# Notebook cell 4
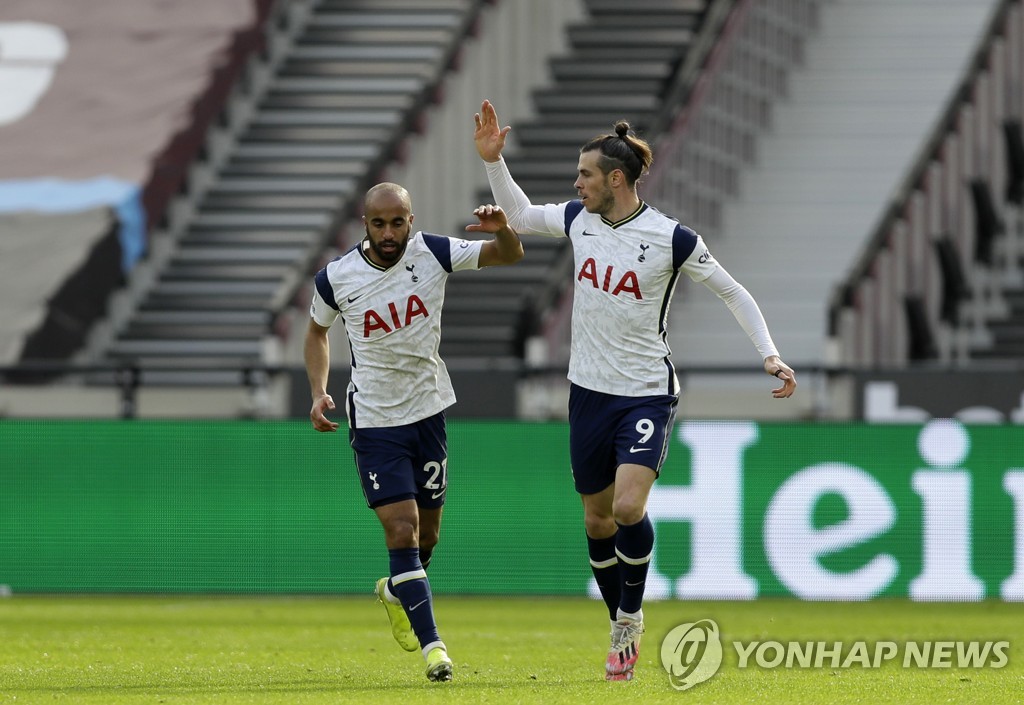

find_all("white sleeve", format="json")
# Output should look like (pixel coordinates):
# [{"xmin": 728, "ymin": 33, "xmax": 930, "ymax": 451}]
[
  {"xmin": 447, "ymin": 236, "xmax": 485, "ymax": 272},
  {"xmin": 700, "ymin": 265, "xmax": 780, "ymax": 360},
  {"xmin": 484, "ymin": 157, "xmax": 563, "ymax": 237},
  {"xmin": 680, "ymin": 233, "xmax": 719, "ymax": 282},
  {"xmin": 310, "ymin": 288, "xmax": 339, "ymax": 328}
]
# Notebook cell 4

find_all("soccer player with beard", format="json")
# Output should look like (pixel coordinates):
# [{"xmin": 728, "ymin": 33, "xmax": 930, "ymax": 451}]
[
  {"xmin": 304, "ymin": 183, "xmax": 523, "ymax": 682},
  {"xmin": 473, "ymin": 100, "xmax": 796, "ymax": 681}
]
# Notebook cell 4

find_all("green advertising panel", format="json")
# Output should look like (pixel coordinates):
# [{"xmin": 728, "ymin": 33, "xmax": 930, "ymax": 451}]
[{"xmin": 0, "ymin": 419, "xmax": 1021, "ymax": 599}]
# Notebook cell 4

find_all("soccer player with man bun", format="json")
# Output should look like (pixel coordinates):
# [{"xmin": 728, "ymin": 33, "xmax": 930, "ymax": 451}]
[
  {"xmin": 305, "ymin": 183, "xmax": 523, "ymax": 682},
  {"xmin": 474, "ymin": 100, "xmax": 796, "ymax": 681}
]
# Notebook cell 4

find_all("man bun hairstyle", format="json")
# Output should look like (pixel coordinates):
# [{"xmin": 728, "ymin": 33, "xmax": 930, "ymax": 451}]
[{"xmin": 581, "ymin": 120, "xmax": 654, "ymax": 187}]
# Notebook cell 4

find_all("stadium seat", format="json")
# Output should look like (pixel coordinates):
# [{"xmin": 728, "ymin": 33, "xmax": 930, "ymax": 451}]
[
  {"xmin": 904, "ymin": 295, "xmax": 939, "ymax": 361},
  {"xmin": 969, "ymin": 178, "xmax": 1004, "ymax": 266},
  {"xmin": 1004, "ymin": 119, "xmax": 1024, "ymax": 206},
  {"xmin": 933, "ymin": 235, "xmax": 970, "ymax": 325}
]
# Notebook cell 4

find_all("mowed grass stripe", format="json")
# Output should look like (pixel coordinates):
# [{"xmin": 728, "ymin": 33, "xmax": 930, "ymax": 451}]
[{"xmin": 0, "ymin": 596, "xmax": 1019, "ymax": 704}]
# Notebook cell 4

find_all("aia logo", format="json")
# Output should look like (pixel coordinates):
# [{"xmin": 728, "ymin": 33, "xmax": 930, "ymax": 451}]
[
  {"xmin": 661, "ymin": 619, "xmax": 723, "ymax": 690},
  {"xmin": 363, "ymin": 295, "xmax": 429, "ymax": 337},
  {"xmin": 577, "ymin": 258, "xmax": 642, "ymax": 299}
]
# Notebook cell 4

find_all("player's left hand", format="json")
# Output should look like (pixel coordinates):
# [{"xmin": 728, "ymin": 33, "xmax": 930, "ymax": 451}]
[
  {"xmin": 764, "ymin": 355, "xmax": 796, "ymax": 398},
  {"xmin": 474, "ymin": 100, "xmax": 510, "ymax": 163},
  {"xmin": 465, "ymin": 204, "xmax": 510, "ymax": 234}
]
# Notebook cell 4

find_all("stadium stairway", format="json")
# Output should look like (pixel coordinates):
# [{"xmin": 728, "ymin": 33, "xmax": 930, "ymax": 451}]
[
  {"xmin": 445, "ymin": 0, "xmax": 711, "ymax": 360},
  {"xmin": 665, "ymin": 0, "xmax": 1002, "ymax": 367},
  {"xmin": 96, "ymin": 0, "xmax": 488, "ymax": 383}
]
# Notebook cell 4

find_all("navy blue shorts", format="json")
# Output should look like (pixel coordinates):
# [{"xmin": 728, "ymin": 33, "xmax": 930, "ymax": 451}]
[
  {"xmin": 349, "ymin": 411, "xmax": 448, "ymax": 509},
  {"xmin": 568, "ymin": 383, "xmax": 678, "ymax": 495}
]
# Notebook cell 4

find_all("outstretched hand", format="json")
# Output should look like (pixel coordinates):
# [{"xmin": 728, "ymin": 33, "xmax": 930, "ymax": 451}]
[
  {"xmin": 764, "ymin": 355, "xmax": 797, "ymax": 399},
  {"xmin": 465, "ymin": 204, "xmax": 510, "ymax": 234},
  {"xmin": 474, "ymin": 100, "xmax": 510, "ymax": 163}
]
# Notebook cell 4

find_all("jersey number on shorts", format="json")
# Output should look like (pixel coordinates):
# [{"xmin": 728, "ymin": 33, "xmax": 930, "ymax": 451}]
[
  {"xmin": 636, "ymin": 419, "xmax": 654, "ymax": 444},
  {"xmin": 424, "ymin": 460, "xmax": 448, "ymax": 492}
]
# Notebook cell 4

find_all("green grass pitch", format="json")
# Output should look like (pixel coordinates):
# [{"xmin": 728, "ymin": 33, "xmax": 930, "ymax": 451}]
[{"xmin": 0, "ymin": 595, "xmax": 1020, "ymax": 704}]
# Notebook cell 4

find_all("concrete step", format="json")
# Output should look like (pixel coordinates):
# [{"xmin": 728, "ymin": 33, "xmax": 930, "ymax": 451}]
[
  {"xmin": 133, "ymin": 310, "xmax": 270, "ymax": 325},
  {"xmin": 180, "ymin": 229, "xmax": 320, "ymax": 247},
  {"xmin": 585, "ymin": 0, "xmax": 706, "ymax": 14},
  {"xmin": 250, "ymin": 109, "xmax": 403, "ymax": 128},
  {"xmin": 239, "ymin": 127, "xmax": 390, "ymax": 145},
  {"xmin": 123, "ymin": 323, "xmax": 268, "ymax": 340},
  {"xmin": 212, "ymin": 177, "xmax": 356, "ymax": 194},
  {"xmin": 161, "ymin": 264, "xmax": 292, "ymax": 282},
  {"xmin": 109, "ymin": 339, "xmax": 264, "ymax": 359},
  {"xmin": 200, "ymin": 193, "xmax": 343, "ymax": 212},
  {"xmin": 221, "ymin": 160, "xmax": 369, "ymax": 178},
  {"xmin": 566, "ymin": 26, "xmax": 693, "ymax": 49},
  {"xmin": 191, "ymin": 212, "xmax": 332, "ymax": 230}
]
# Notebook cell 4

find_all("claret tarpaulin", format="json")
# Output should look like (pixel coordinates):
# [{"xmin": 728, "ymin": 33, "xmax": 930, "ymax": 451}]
[{"xmin": 0, "ymin": 0, "xmax": 261, "ymax": 365}]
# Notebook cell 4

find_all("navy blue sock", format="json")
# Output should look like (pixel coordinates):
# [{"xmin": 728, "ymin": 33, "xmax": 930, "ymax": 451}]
[
  {"xmin": 386, "ymin": 548, "xmax": 440, "ymax": 648},
  {"xmin": 419, "ymin": 546, "xmax": 433, "ymax": 571},
  {"xmin": 615, "ymin": 514, "xmax": 654, "ymax": 615},
  {"xmin": 587, "ymin": 533, "xmax": 620, "ymax": 621}
]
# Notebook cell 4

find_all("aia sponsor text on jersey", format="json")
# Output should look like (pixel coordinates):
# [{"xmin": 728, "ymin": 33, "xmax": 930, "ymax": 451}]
[
  {"xmin": 577, "ymin": 257, "xmax": 643, "ymax": 299},
  {"xmin": 363, "ymin": 295, "xmax": 429, "ymax": 337}
]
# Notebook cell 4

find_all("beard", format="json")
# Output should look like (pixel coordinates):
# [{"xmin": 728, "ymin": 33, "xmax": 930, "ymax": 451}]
[
  {"xmin": 582, "ymin": 184, "xmax": 615, "ymax": 215},
  {"xmin": 365, "ymin": 227, "xmax": 408, "ymax": 263}
]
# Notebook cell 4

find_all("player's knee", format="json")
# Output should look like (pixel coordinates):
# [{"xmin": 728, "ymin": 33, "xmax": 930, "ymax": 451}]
[
  {"xmin": 611, "ymin": 496, "xmax": 645, "ymax": 526},
  {"xmin": 383, "ymin": 519, "xmax": 418, "ymax": 549},
  {"xmin": 584, "ymin": 512, "xmax": 615, "ymax": 538},
  {"xmin": 419, "ymin": 529, "xmax": 439, "ymax": 552}
]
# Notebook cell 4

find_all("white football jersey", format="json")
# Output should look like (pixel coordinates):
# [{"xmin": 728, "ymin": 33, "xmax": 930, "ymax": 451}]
[
  {"xmin": 310, "ymin": 231, "xmax": 484, "ymax": 428},
  {"xmin": 537, "ymin": 200, "xmax": 718, "ymax": 396}
]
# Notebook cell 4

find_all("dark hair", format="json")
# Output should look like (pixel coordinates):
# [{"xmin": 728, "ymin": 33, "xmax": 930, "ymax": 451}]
[{"xmin": 580, "ymin": 120, "xmax": 653, "ymax": 187}]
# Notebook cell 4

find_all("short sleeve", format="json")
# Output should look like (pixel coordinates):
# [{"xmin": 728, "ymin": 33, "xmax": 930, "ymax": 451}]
[
  {"xmin": 447, "ymin": 237, "xmax": 485, "ymax": 272},
  {"xmin": 309, "ymin": 267, "xmax": 340, "ymax": 327},
  {"xmin": 681, "ymin": 233, "xmax": 719, "ymax": 282}
]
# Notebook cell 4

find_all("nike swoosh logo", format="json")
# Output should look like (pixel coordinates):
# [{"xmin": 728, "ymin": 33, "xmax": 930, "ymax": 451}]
[
  {"xmin": 431, "ymin": 490, "xmax": 445, "ymax": 499},
  {"xmin": 629, "ymin": 446, "xmax": 651, "ymax": 453},
  {"xmin": 347, "ymin": 294, "xmax": 362, "ymax": 303},
  {"xmin": 408, "ymin": 599, "xmax": 428, "ymax": 612},
  {"xmin": 582, "ymin": 230, "xmax": 599, "ymax": 236},
  {"xmin": 625, "ymin": 580, "xmax": 644, "ymax": 587}
]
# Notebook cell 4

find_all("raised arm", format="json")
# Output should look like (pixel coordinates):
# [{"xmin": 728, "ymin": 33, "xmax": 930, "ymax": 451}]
[
  {"xmin": 700, "ymin": 266, "xmax": 797, "ymax": 398},
  {"xmin": 474, "ymin": 100, "xmax": 558, "ymax": 236}
]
